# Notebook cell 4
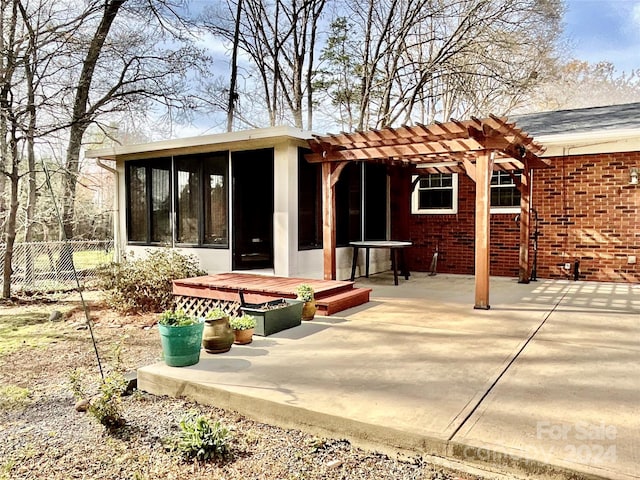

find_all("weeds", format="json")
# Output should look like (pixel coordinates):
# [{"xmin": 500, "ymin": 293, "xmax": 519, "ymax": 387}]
[{"xmin": 172, "ymin": 410, "xmax": 233, "ymax": 461}]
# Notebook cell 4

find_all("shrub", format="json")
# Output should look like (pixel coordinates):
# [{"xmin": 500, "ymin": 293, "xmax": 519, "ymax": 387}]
[
  {"xmin": 174, "ymin": 411, "xmax": 232, "ymax": 461},
  {"xmin": 69, "ymin": 370, "xmax": 127, "ymax": 431},
  {"xmin": 97, "ymin": 249, "xmax": 206, "ymax": 314}
]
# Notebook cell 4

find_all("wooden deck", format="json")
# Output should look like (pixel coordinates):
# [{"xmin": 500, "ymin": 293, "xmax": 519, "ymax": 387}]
[{"xmin": 173, "ymin": 273, "xmax": 371, "ymax": 316}]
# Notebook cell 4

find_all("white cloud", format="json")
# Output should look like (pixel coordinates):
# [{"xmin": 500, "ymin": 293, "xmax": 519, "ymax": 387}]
[{"xmin": 632, "ymin": 2, "xmax": 640, "ymax": 27}]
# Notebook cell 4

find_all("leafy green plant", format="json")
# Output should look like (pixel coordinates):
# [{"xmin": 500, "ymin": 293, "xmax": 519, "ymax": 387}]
[
  {"xmin": 205, "ymin": 308, "xmax": 227, "ymax": 320},
  {"xmin": 295, "ymin": 284, "xmax": 314, "ymax": 302},
  {"xmin": 229, "ymin": 314, "xmax": 256, "ymax": 331},
  {"xmin": 69, "ymin": 370, "xmax": 127, "ymax": 431},
  {"xmin": 174, "ymin": 411, "xmax": 232, "ymax": 461},
  {"xmin": 97, "ymin": 249, "xmax": 206, "ymax": 314},
  {"xmin": 158, "ymin": 309, "xmax": 200, "ymax": 327}
]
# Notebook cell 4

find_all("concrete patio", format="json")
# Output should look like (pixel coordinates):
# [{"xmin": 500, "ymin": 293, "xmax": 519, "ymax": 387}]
[{"xmin": 138, "ymin": 273, "xmax": 640, "ymax": 480}]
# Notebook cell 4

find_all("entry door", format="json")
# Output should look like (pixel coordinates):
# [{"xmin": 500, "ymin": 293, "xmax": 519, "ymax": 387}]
[{"xmin": 232, "ymin": 149, "xmax": 274, "ymax": 270}]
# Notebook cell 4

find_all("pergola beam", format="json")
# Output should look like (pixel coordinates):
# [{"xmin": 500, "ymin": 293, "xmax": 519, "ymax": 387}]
[{"xmin": 307, "ymin": 115, "xmax": 547, "ymax": 308}]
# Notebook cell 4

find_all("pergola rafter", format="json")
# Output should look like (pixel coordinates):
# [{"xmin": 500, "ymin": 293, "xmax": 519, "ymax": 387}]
[{"xmin": 306, "ymin": 115, "xmax": 547, "ymax": 309}]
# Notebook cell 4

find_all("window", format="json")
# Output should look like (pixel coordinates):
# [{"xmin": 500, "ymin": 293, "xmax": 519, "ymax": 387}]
[
  {"xmin": 203, "ymin": 157, "xmax": 228, "ymax": 246},
  {"xmin": 298, "ymin": 148, "xmax": 323, "ymax": 249},
  {"xmin": 411, "ymin": 173, "xmax": 458, "ymax": 214},
  {"xmin": 125, "ymin": 154, "xmax": 228, "ymax": 247},
  {"xmin": 491, "ymin": 170, "xmax": 521, "ymax": 213},
  {"xmin": 150, "ymin": 166, "xmax": 171, "ymax": 243},
  {"xmin": 297, "ymin": 160, "xmax": 389, "ymax": 249},
  {"xmin": 126, "ymin": 158, "xmax": 171, "ymax": 244},
  {"xmin": 364, "ymin": 163, "xmax": 387, "ymax": 240},
  {"xmin": 176, "ymin": 157, "xmax": 199, "ymax": 244},
  {"xmin": 334, "ymin": 163, "xmax": 388, "ymax": 246},
  {"xmin": 128, "ymin": 165, "xmax": 147, "ymax": 242},
  {"xmin": 336, "ymin": 162, "xmax": 362, "ymax": 246}
]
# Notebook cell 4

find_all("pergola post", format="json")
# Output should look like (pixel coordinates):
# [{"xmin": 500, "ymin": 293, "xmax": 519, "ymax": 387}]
[
  {"xmin": 518, "ymin": 168, "xmax": 531, "ymax": 283},
  {"xmin": 474, "ymin": 152, "xmax": 493, "ymax": 309},
  {"xmin": 322, "ymin": 162, "xmax": 337, "ymax": 280}
]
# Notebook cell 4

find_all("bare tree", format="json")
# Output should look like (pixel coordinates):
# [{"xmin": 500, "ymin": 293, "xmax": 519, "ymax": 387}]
[
  {"xmin": 317, "ymin": 0, "xmax": 562, "ymax": 129},
  {"xmin": 526, "ymin": 60, "xmax": 640, "ymax": 112},
  {"xmin": 204, "ymin": 0, "xmax": 326, "ymax": 130},
  {"xmin": 58, "ymin": 0, "xmax": 208, "ymax": 245},
  {"xmin": 0, "ymin": 0, "xmax": 210, "ymax": 296}
]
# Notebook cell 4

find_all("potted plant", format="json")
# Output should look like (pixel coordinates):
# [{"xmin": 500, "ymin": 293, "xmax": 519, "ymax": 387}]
[
  {"xmin": 296, "ymin": 283, "xmax": 316, "ymax": 321},
  {"xmin": 240, "ymin": 298, "xmax": 303, "ymax": 336},
  {"xmin": 158, "ymin": 309, "xmax": 204, "ymax": 367},
  {"xmin": 202, "ymin": 308, "xmax": 234, "ymax": 354},
  {"xmin": 229, "ymin": 314, "xmax": 257, "ymax": 345}
]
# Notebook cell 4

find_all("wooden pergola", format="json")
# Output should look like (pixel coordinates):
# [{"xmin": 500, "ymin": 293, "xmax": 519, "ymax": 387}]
[{"xmin": 306, "ymin": 115, "xmax": 547, "ymax": 309}]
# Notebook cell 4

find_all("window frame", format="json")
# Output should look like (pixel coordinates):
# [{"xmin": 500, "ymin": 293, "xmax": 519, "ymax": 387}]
[
  {"xmin": 125, "ymin": 158, "xmax": 172, "ymax": 246},
  {"xmin": 297, "ymin": 147, "xmax": 323, "ymax": 250},
  {"xmin": 125, "ymin": 154, "xmax": 229, "ymax": 248},
  {"xmin": 490, "ymin": 170, "xmax": 522, "ymax": 214},
  {"xmin": 411, "ymin": 173, "xmax": 458, "ymax": 215}
]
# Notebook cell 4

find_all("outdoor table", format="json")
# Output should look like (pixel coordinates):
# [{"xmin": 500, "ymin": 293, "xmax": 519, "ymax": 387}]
[{"xmin": 349, "ymin": 240, "xmax": 412, "ymax": 285}]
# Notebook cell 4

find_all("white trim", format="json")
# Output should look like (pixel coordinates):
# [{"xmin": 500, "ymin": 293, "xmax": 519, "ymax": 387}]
[
  {"xmin": 536, "ymin": 128, "xmax": 640, "ymax": 157},
  {"xmin": 86, "ymin": 126, "xmax": 313, "ymax": 161},
  {"xmin": 490, "ymin": 206, "xmax": 520, "ymax": 215},
  {"xmin": 411, "ymin": 173, "xmax": 458, "ymax": 214}
]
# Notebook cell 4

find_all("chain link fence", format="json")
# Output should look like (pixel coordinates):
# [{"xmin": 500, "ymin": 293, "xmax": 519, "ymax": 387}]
[{"xmin": 0, "ymin": 240, "xmax": 114, "ymax": 292}]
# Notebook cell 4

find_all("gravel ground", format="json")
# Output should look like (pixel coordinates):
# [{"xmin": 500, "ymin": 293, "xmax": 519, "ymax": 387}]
[{"xmin": 0, "ymin": 295, "xmax": 492, "ymax": 480}]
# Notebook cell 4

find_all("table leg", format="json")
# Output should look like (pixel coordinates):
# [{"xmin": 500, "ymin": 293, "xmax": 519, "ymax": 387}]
[
  {"xmin": 391, "ymin": 249, "xmax": 399, "ymax": 285},
  {"xmin": 400, "ymin": 249, "xmax": 410, "ymax": 280},
  {"xmin": 365, "ymin": 248, "xmax": 370, "ymax": 277},
  {"xmin": 350, "ymin": 246, "xmax": 359, "ymax": 281}
]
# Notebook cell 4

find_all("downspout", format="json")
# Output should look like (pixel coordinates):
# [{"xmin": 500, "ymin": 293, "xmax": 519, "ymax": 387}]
[{"xmin": 95, "ymin": 158, "xmax": 121, "ymax": 263}]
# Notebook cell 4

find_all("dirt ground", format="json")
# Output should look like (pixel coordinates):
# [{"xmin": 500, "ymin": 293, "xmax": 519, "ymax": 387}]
[{"xmin": 0, "ymin": 292, "xmax": 490, "ymax": 480}]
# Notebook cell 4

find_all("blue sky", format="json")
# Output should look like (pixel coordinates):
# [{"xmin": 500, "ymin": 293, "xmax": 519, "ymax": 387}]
[{"xmin": 564, "ymin": 0, "xmax": 640, "ymax": 71}]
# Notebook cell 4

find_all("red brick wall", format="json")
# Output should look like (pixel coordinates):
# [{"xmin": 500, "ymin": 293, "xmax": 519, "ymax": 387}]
[
  {"xmin": 534, "ymin": 152, "xmax": 639, "ymax": 282},
  {"xmin": 405, "ymin": 152, "xmax": 640, "ymax": 283}
]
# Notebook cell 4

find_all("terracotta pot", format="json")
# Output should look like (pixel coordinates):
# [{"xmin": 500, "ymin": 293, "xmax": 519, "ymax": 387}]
[
  {"xmin": 233, "ymin": 328, "xmax": 254, "ymax": 345},
  {"xmin": 202, "ymin": 317, "xmax": 234, "ymax": 353},
  {"xmin": 301, "ymin": 299, "xmax": 316, "ymax": 321}
]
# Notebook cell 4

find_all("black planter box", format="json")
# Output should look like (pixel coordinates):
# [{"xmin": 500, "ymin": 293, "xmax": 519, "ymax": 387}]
[{"xmin": 240, "ymin": 299, "xmax": 303, "ymax": 336}]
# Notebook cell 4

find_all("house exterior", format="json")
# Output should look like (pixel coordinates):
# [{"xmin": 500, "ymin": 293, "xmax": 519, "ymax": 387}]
[
  {"xmin": 407, "ymin": 102, "xmax": 640, "ymax": 283},
  {"xmin": 86, "ymin": 126, "xmax": 391, "ymax": 280},
  {"xmin": 87, "ymin": 103, "xmax": 640, "ymax": 285}
]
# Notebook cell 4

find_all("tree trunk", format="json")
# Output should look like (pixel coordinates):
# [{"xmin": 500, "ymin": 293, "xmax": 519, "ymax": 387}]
[
  {"xmin": 60, "ymin": 0, "xmax": 125, "ymax": 243},
  {"xmin": 227, "ymin": 0, "xmax": 242, "ymax": 132},
  {"xmin": 3, "ymin": 144, "xmax": 19, "ymax": 298}
]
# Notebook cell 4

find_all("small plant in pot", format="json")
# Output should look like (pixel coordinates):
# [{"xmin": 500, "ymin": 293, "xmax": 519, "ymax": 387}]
[
  {"xmin": 229, "ymin": 314, "xmax": 257, "ymax": 345},
  {"xmin": 157, "ymin": 309, "xmax": 204, "ymax": 367},
  {"xmin": 202, "ymin": 308, "xmax": 234, "ymax": 354},
  {"xmin": 296, "ymin": 283, "xmax": 316, "ymax": 320}
]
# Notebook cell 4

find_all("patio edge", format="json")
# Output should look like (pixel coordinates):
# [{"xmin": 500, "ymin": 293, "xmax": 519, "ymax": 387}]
[
  {"xmin": 137, "ymin": 363, "xmax": 447, "ymax": 456},
  {"xmin": 137, "ymin": 364, "xmax": 624, "ymax": 480}
]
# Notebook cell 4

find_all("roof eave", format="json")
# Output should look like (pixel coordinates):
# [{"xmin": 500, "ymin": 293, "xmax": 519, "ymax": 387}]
[
  {"xmin": 85, "ymin": 126, "xmax": 315, "ymax": 161},
  {"xmin": 536, "ymin": 128, "xmax": 640, "ymax": 157}
]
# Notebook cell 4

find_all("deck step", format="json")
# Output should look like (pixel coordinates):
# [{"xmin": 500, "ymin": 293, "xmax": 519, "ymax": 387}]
[
  {"xmin": 315, "ymin": 288, "xmax": 371, "ymax": 316},
  {"xmin": 173, "ymin": 273, "xmax": 370, "ymax": 316}
]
